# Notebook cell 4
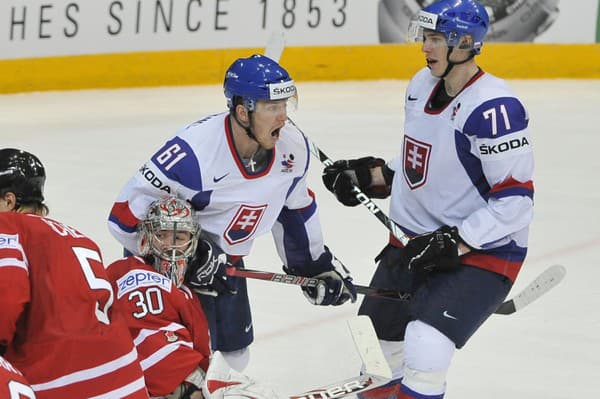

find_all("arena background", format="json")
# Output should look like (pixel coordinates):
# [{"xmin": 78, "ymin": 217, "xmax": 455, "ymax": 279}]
[
  {"xmin": 2, "ymin": 2, "xmax": 600, "ymax": 398},
  {"xmin": 1, "ymin": 0, "xmax": 599, "ymax": 94}
]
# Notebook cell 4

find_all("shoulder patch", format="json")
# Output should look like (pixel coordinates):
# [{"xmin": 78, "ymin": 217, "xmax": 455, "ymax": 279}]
[{"xmin": 465, "ymin": 97, "xmax": 528, "ymax": 139}]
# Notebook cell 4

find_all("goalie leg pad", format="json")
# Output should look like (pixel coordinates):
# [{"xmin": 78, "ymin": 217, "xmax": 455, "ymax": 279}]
[
  {"xmin": 204, "ymin": 351, "xmax": 279, "ymax": 399},
  {"xmin": 358, "ymin": 340, "xmax": 403, "ymax": 399},
  {"xmin": 360, "ymin": 340, "xmax": 404, "ymax": 380}
]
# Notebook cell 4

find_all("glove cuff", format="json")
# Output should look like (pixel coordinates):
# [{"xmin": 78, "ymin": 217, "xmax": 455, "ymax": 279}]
[
  {"xmin": 381, "ymin": 163, "xmax": 395, "ymax": 186},
  {"xmin": 284, "ymin": 248, "xmax": 335, "ymax": 278},
  {"xmin": 359, "ymin": 158, "xmax": 391, "ymax": 199}
]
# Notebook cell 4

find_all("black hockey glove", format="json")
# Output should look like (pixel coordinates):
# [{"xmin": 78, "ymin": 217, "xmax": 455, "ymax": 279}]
[
  {"xmin": 322, "ymin": 157, "xmax": 390, "ymax": 207},
  {"xmin": 403, "ymin": 226, "xmax": 462, "ymax": 272},
  {"xmin": 284, "ymin": 249, "xmax": 357, "ymax": 306},
  {"xmin": 186, "ymin": 239, "xmax": 237, "ymax": 296}
]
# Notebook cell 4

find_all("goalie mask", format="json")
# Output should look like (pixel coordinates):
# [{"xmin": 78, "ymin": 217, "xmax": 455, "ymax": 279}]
[{"xmin": 138, "ymin": 197, "xmax": 200, "ymax": 287}]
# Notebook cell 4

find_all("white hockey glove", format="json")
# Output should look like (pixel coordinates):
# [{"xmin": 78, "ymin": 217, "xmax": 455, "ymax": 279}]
[
  {"xmin": 203, "ymin": 351, "xmax": 280, "ymax": 399},
  {"xmin": 285, "ymin": 248, "xmax": 357, "ymax": 306}
]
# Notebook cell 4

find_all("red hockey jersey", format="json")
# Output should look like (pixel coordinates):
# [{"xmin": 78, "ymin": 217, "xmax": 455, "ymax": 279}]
[
  {"xmin": 0, "ymin": 212, "xmax": 149, "ymax": 399},
  {"xmin": 107, "ymin": 256, "xmax": 211, "ymax": 397},
  {"xmin": 0, "ymin": 356, "xmax": 36, "ymax": 399}
]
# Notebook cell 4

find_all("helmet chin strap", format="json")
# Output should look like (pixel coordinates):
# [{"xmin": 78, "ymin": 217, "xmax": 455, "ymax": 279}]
[
  {"xmin": 232, "ymin": 108, "xmax": 258, "ymax": 142},
  {"xmin": 441, "ymin": 47, "xmax": 476, "ymax": 78}
]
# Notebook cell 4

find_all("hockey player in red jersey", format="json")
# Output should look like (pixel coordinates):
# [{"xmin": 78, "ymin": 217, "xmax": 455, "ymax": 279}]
[
  {"xmin": 0, "ymin": 148, "xmax": 150, "ymax": 399},
  {"xmin": 107, "ymin": 196, "xmax": 211, "ymax": 397},
  {"xmin": 322, "ymin": 1, "xmax": 534, "ymax": 398},
  {"xmin": 0, "ymin": 356, "xmax": 36, "ymax": 399},
  {"xmin": 108, "ymin": 196, "xmax": 282, "ymax": 399}
]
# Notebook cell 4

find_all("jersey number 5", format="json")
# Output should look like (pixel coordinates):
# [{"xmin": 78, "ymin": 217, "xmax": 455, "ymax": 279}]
[
  {"xmin": 8, "ymin": 380, "xmax": 36, "ymax": 398},
  {"xmin": 73, "ymin": 247, "xmax": 114, "ymax": 325}
]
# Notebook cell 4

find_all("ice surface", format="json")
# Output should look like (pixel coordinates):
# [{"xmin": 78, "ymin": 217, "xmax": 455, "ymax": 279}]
[{"xmin": 2, "ymin": 79, "xmax": 599, "ymax": 398}]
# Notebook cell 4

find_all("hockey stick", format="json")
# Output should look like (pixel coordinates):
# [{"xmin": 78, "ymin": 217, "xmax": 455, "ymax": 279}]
[
  {"xmin": 289, "ymin": 315, "xmax": 392, "ymax": 399},
  {"xmin": 262, "ymin": 32, "xmax": 409, "ymax": 246},
  {"xmin": 225, "ymin": 266, "xmax": 411, "ymax": 301},
  {"xmin": 206, "ymin": 316, "xmax": 389, "ymax": 399},
  {"xmin": 287, "ymin": 118, "xmax": 567, "ymax": 314},
  {"xmin": 264, "ymin": 36, "xmax": 564, "ymax": 315},
  {"xmin": 264, "ymin": 31, "xmax": 285, "ymax": 62},
  {"xmin": 494, "ymin": 264, "xmax": 566, "ymax": 315},
  {"xmin": 347, "ymin": 315, "xmax": 392, "ymax": 380},
  {"xmin": 287, "ymin": 117, "xmax": 411, "ymax": 246},
  {"xmin": 227, "ymin": 264, "xmax": 565, "ymax": 315}
]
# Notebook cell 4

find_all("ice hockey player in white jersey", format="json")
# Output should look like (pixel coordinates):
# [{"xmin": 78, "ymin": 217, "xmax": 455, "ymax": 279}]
[
  {"xmin": 322, "ymin": 1, "xmax": 533, "ymax": 398},
  {"xmin": 108, "ymin": 54, "xmax": 356, "ymax": 372}
]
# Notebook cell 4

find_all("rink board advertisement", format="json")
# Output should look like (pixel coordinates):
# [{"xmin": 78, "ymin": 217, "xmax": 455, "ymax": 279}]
[
  {"xmin": 0, "ymin": 0, "xmax": 379, "ymax": 59},
  {"xmin": 1, "ymin": 0, "xmax": 599, "ymax": 93}
]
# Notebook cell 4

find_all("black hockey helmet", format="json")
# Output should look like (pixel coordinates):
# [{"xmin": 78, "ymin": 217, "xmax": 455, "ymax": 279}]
[{"xmin": 0, "ymin": 148, "xmax": 46, "ymax": 205}]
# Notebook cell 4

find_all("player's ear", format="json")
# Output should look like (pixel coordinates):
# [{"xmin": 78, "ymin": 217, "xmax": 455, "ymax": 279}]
[
  {"xmin": 1, "ymin": 192, "xmax": 18, "ymax": 211},
  {"xmin": 236, "ymin": 104, "xmax": 249, "ymax": 124}
]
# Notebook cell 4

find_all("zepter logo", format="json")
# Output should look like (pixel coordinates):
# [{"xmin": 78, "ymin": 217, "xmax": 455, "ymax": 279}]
[
  {"xmin": 0, "ymin": 234, "xmax": 20, "ymax": 249},
  {"xmin": 378, "ymin": 0, "xmax": 560, "ymax": 43}
]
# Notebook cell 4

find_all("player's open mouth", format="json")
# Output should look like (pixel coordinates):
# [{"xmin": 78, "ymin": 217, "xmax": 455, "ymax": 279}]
[{"xmin": 271, "ymin": 128, "xmax": 281, "ymax": 138}]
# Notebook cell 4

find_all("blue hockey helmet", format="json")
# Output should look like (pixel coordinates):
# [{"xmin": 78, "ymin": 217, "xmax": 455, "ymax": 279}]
[
  {"xmin": 223, "ymin": 54, "xmax": 297, "ymax": 112},
  {"xmin": 408, "ymin": 0, "xmax": 489, "ymax": 54}
]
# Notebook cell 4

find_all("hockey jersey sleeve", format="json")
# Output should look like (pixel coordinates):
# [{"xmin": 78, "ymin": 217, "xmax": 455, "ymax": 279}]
[
  {"xmin": 458, "ymin": 96, "xmax": 534, "ymax": 249},
  {"xmin": 0, "ymin": 357, "xmax": 36, "ymax": 399},
  {"xmin": 271, "ymin": 137, "xmax": 330, "ymax": 273},
  {"xmin": 108, "ymin": 136, "xmax": 203, "ymax": 254},
  {"xmin": 0, "ymin": 216, "xmax": 30, "ymax": 348}
]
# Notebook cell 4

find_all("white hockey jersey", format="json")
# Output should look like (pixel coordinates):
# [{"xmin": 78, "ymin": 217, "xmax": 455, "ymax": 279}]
[
  {"xmin": 389, "ymin": 68, "xmax": 534, "ymax": 281},
  {"xmin": 108, "ymin": 112, "xmax": 327, "ymax": 270}
]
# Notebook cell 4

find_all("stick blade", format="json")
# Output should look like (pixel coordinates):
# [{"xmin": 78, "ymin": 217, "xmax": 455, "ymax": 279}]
[
  {"xmin": 264, "ymin": 31, "xmax": 285, "ymax": 62},
  {"xmin": 288, "ymin": 316, "xmax": 391, "ymax": 399},
  {"xmin": 289, "ymin": 374, "xmax": 384, "ymax": 399},
  {"xmin": 347, "ymin": 316, "xmax": 392, "ymax": 379},
  {"xmin": 495, "ymin": 264, "xmax": 566, "ymax": 315}
]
